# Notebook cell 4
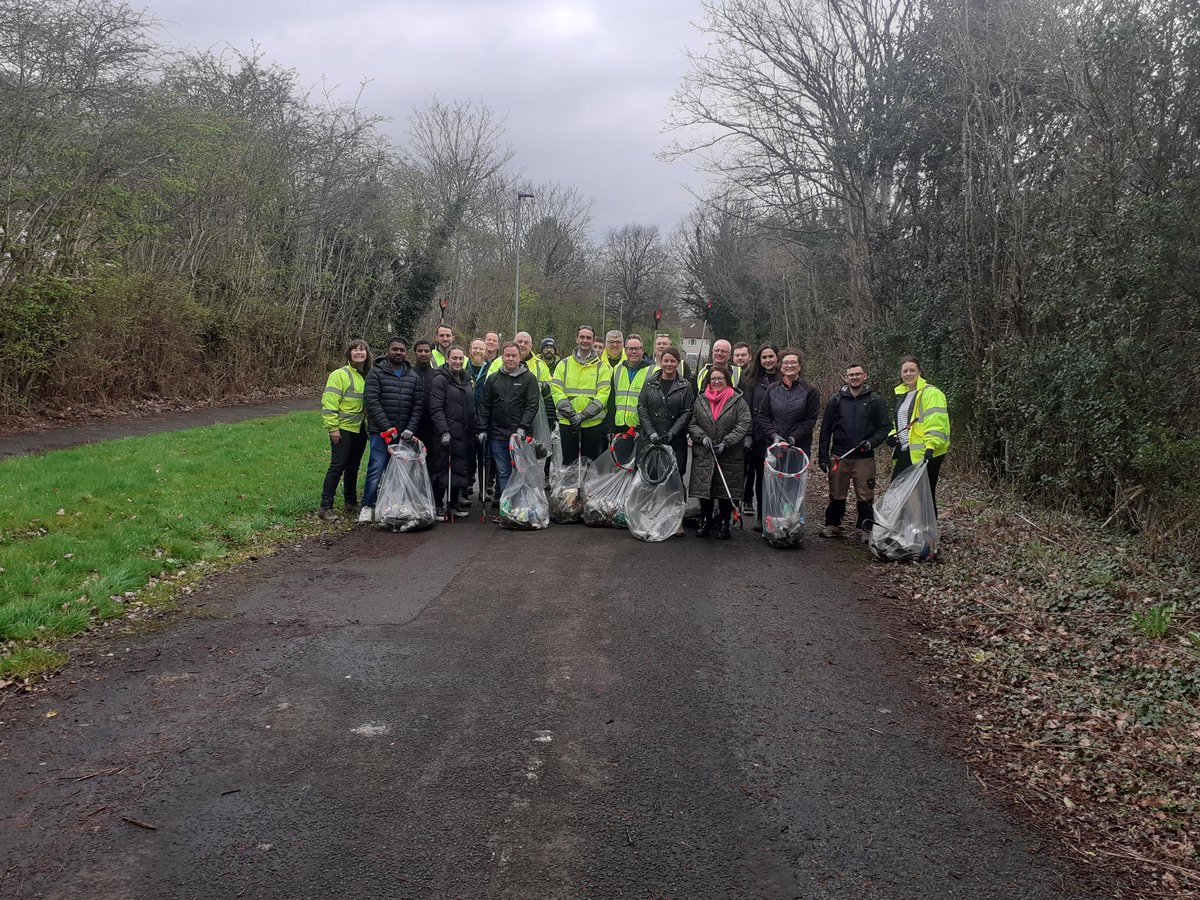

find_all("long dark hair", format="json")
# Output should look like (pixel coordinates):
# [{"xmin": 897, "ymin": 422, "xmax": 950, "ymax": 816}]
[
  {"xmin": 345, "ymin": 339, "xmax": 372, "ymax": 375},
  {"xmin": 743, "ymin": 341, "xmax": 780, "ymax": 393}
]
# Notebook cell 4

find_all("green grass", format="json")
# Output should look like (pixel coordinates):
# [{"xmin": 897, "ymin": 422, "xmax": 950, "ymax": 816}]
[{"xmin": 0, "ymin": 411, "xmax": 336, "ymax": 674}]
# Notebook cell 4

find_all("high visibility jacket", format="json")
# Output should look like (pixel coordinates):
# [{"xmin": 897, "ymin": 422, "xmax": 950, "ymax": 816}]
[
  {"xmin": 523, "ymin": 354, "xmax": 552, "ymax": 384},
  {"xmin": 432, "ymin": 348, "xmax": 447, "ymax": 368},
  {"xmin": 321, "ymin": 365, "xmax": 366, "ymax": 433},
  {"xmin": 696, "ymin": 363, "xmax": 742, "ymax": 391},
  {"xmin": 612, "ymin": 361, "xmax": 653, "ymax": 427},
  {"xmin": 891, "ymin": 377, "xmax": 951, "ymax": 463},
  {"xmin": 550, "ymin": 351, "xmax": 613, "ymax": 427}
]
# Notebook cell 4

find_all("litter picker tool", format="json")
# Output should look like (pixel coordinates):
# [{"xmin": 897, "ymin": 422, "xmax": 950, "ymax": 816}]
[{"xmin": 446, "ymin": 448, "xmax": 454, "ymax": 524}]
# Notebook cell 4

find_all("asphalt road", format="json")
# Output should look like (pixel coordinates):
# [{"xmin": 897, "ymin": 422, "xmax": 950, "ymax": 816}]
[{"xmin": 0, "ymin": 521, "xmax": 1088, "ymax": 899}]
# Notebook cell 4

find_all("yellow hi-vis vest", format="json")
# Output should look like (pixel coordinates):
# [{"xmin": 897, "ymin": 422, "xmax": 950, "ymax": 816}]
[
  {"xmin": 550, "ymin": 353, "xmax": 613, "ymax": 427},
  {"xmin": 321, "ymin": 365, "xmax": 365, "ymax": 433},
  {"xmin": 613, "ymin": 362, "xmax": 651, "ymax": 427},
  {"xmin": 696, "ymin": 363, "xmax": 742, "ymax": 391},
  {"xmin": 891, "ymin": 376, "xmax": 951, "ymax": 463}
]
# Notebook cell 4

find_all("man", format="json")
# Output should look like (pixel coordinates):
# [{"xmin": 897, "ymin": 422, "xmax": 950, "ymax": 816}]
[
  {"xmin": 610, "ymin": 334, "xmax": 654, "ymax": 435},
  {"xmin": 600, "ymin": 330, "xmax": 627, "ymax": 434},
  {"xmin": 432, "ymin": 325, "xmax": 454, "ymax": 367},
  {"xmin": 818, "ymin": 362, "xmax": 890, "ymax": 539},
  {"xmin": 653, "ymin": 333, "xmax": 672, "ymax": 364},
  {"xmin": 412, "ymin": 339, "xmax": 439, "ymax": 473},
  {"xmin": 479, "ymin": 342, "xmax": 540, "ymax": 505},
  {"xmin": 696, "ymin": 339, "xmax": 742, "ymax": 390},
  {"xmin": 515, "ymin": 330, "xmax": 555, "ymax": 434},
  {"xmin": 540, "ymin": 337, "xmax": 558, "ymax": 373},
  {"xmin": 732, "ymin": 342, "xmax": 752, "ymax": 368},
  {"xmin": 550, "ymin": 325, "xmax": 612, "ymax": 464},
  {"xmin": 484, "ymin": 331, "xmax": 500, "ymax": 362},
  {"xmin": 466, "ymin": 339, "xmax": 489, "ymax": 386},
  {"xmin": 360, "ymin": 338, "xmax": 424, "ymax": 523}
]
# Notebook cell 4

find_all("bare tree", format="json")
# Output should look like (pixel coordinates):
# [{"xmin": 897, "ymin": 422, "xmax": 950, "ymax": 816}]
[{"xmin": 600, "ymin": 224, "xmax": 674, "ymax": 334}]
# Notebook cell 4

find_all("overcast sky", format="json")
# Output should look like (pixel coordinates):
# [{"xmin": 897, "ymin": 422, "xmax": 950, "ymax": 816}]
[{"xmin": 150, "ymin": 0, "xmax": 712, "ymax": 241}]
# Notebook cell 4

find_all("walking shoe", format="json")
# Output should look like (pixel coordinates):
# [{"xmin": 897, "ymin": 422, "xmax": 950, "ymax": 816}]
[
  {"xmin": 318, "ymin": 507, "xmax": 339, "ymax": 522},
  {"xmin": 820, "ymin": 525, "xmax": 842, "ymax": 538},
  {"xmin": 716, "ymin": 522, "xmax": 732, "ymax": 540},
  {"xmin": 696, "ymin": 518, "xmax": 712, "ymax": 538},
  {"xmin": 435, "ymin": 507, "xmax": 449, "ymax": 523},
  {"xmin": 357, "ymin": 506, "xmax": 375, "ymax": 524},
  {"xmin": 344, "ymin": 504, "xmax": 361, "ymax": 517},
  {"xmin": 454, "ymin": 502, "xmax": 472, "ymax": 518}
]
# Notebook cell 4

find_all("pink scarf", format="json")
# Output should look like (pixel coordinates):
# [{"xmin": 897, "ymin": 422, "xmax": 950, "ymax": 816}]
[{"xmin": 705, "ymin": 384, "xmax": 734, "ymax": 421}]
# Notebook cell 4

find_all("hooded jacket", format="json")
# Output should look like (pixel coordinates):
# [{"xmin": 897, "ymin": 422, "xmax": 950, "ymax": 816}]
[
  {"xmin": 819, "ymin": 384, "xmax": 890, "ymax": 465},
  {"xmin": 364, "ymin": 357, "xmax": 424, "ymax": 435},
  {"xmin": 481, "ymin": 363, "xmax": 540, "ymax": 441},
  {"xmin": 550, "ymin": 349, "xmax": 613, "ymax": 428}
]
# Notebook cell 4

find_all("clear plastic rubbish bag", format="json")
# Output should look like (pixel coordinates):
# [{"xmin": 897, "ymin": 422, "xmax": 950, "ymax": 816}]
[
  {"xmin": 582, "ymin": 431, "xmax": 638, "ymax": 528},
  {"xmin": 376, "ymin": 436, "xmax": 437, "ymax": 532},
  {"xmin": 870, "ymin": 462, "xmax": 939, "ymax": 562},
  {"xmin": 548, "ymin": 430, "xmax": 588, "ymax": 523},
  {"xmin": 499, "ymin": 434, "xmax": 550, "ymax": 530},
  {"xmin": 761, "ymin": 442, "xmax": 809, "ymax": 548},
  {"xmin": 626, "ymin": 443, "xmax": 686, "ymax": 543},
  {"xmin": 533, "ymin": 398, "xmax": 553, "ymax": 454}
]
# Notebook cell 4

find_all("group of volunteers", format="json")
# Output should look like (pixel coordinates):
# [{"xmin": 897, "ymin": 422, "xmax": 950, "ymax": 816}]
[{"xmin": 320, "ymin": 322, "xmax": 950, "ymax": 540}]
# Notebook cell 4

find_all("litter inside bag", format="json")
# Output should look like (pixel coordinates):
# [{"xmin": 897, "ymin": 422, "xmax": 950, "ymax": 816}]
[
  {"xmin": 870, "ymin": 462, "xmax": 939, "ymax": 562},
  {"xmin": 376, "ymin": 437, "xmax": 437, "ymax": 532},
  {"xmin": 581, "ymin": 432, "xmax": 638, "ymax": 528},
  {"xmin": 548, "ymin": 431, "xmax": 589, "ymax": 523},
  {"xmin": 761, "ymin": 442, "xmax": 809, "ymax": 548},
  {"xmin": 626, "ymin": 443, "xmax": 686, "ymax": 543},
  {"xmin": 499, "ymin": 435, "xmax": 550, "ymax": 530}
]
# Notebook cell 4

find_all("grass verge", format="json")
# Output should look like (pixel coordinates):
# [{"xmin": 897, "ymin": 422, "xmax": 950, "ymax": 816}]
[
  {"xmin": 0, "ymin": 411, "xmax": 339, "ymax": 678},
  {"xmin": 882, "ymin": 477, "xmax": 1200, "ymax": 899}
]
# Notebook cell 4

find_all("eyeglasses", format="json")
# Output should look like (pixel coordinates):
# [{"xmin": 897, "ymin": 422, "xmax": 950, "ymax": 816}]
[{"xmin": 577, "ymin": 325, "xmax": 595, "ymax": 334}]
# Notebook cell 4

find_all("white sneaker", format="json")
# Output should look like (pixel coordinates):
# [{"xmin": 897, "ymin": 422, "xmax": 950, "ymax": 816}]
[{"xmin": 357, "ymin": 506, "xmax": 375, "ymax": 523}]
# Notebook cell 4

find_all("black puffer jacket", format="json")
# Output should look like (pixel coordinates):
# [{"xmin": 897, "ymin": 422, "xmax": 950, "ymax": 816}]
[
  {"xmin": 758, "ymin": 378, "xmax": 821, "ymax": 459},
  {"xmin": 480, "ymin": 364, "xmax": 540, "ymax": 441},
  {"xmin": 430, "ymin": 366, "xmax": 477, "ymax": 493},
  {"xmin": 636, "ymin": 372, "xmax": 694, "ymax": 448},
  {"xmin": 819, "ymin": 384, "xmax": 890, "ymax": 466},
  {"xmin": 364, "ymin": 359, "xmax": 424, "ymax": 435}
]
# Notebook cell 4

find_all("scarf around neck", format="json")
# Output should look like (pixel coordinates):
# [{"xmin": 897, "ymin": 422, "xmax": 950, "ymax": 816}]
[{"xmin": 705, "ymin": 384, "xmax": 734, "ymax": 420}]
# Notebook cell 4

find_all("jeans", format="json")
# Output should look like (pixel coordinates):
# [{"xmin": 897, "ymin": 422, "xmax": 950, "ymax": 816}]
[
  {"xmin": 362, "ymin": 433, "xmax": 392, "ymax": 508},
  {"xmin": 490, "ymin": 438, "xmax": 514, "ymax": 496},
  {"xmin": 320, "ymin": 428, "xmax": 368, "ymax": 508}
]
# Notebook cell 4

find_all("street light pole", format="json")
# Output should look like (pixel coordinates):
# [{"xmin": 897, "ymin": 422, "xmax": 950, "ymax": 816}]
[{"xmin": 514, "ymin": 191, "xmax": 534, "ymax": 336}]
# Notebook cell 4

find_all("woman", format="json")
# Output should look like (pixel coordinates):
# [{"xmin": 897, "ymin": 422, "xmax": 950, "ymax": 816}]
[
  {"xmin": 637, "ymin": 345, "xmax": 695, "ymax": 479},
  {"xmin": 430, "ymin": 346, "xmax": 478, "ymax": 520},
  {"xmin": 319, "ymin": 339, "xmax": 372, "ymax": 520},
  {"xmin": 740, "ymin": 342, "xmax": 780, "ymax": 520},
  {"xmin": 758, "ymin": 347, "xmax": 821, "ymax": 462},
  {"xmin": 688, "ymin": 365, "xmax": 752, "ymax": 540},
  {"xmin": 890, "ymin": 355, "xmax": 950, "ymax": 512}
]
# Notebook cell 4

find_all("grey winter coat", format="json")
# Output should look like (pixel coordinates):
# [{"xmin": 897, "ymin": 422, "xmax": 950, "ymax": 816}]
[{"xmin": 688, "ymin": 389, "xmax": 752, "ymax": 501}]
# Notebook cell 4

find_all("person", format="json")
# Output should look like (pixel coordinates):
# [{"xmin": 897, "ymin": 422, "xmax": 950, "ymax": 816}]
[
  {"xmin": 430, "ymin": 346, "xmax": 477, "ymax": 520},
  {"xmin": 688, "ymin": 365, "xmax": 752, "ymax": 540},
  {"xmin": 654, "ymin": 331, "xmax": 693, "ymax": 383},
  {"xmin": 466, "ymin": 339, "xmax": 489, "ymax": 388},
  {"xmin": 600, "ymin": 329, "xmax": 626, "ymax": 435},
  {"xmin": 431, "ymin": 324, "xmax": 454, "ymax": 367},
  {"xmin": 479, "ymin": 342, "xmax": 540, "ymax": 510},
  {"xmin": 637, "ymin": 345, "xmax": 694, "ymax": 480},
  {"xmin": 758, "ymin": 348, "xmax": 821, "ymax": 461},
  {"xmin": 360, "ymin": 338, "xmax": 424, "ymax": 523},
  {"xmin": 732, "ymin": 342, "xmax": 752, "ymax": 368},
  {"xmin": 515, "ymin": 330, "xmax": 555, "ymax": 430},
  {"xmin": 484, "ymin": 331, "xmax": 500, "ymax": 362},
  {"xmin": 609, "ymin": 334, "xmax": 654, "ymax": 438},
  {"xmin": 540, "ymin": 337, "xmax": 558, "ymax": 373},
  {"xmin": 696, "ymin": 339, "xmax": 742, "ymax": 389},
  {"xmin": 319, "ymin": 340, "xmax": 371, "ymax": 520},
  {"xmin": 412, "ymin": 339, "xmax": 440, "ymax": 475},
  {"xmin": 550, "ymin": 325, "xmax": 612, "ymax": 464},
  {"xmin": 889, "ymin": 355, "xmax": 951, "ymax": 512},
  {"xmin": 742, "ymin": 342, "xmax": 780, "ymax": 523},
  {"xmin": 818, "ymin": 362, "xmax": 890, "ymax": 539}
]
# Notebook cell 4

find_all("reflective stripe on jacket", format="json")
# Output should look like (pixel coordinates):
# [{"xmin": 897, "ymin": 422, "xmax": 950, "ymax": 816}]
[
  {"xmin": 612, "ymin": 362, "xmax": 652, "ymax": 427},
  {"xmin": 550, "ymin": 352, "xmax": 613, "ymax": 427},
  {"xmin": 321, "ymin": 365, "xmax": 366, "ymax": 433},
  {"xmin": 696, "ymin": 363, "xmax": 742, "ymax": 391},
  {"xmin": 892, "ymin": 377, "xmax": 951, "ymax": 463}
]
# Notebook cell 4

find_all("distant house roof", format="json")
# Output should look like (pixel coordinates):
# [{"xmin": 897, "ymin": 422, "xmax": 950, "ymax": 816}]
[{"xmin": 682, "ymin": 319, "xmax": 708, "ymax": 339}]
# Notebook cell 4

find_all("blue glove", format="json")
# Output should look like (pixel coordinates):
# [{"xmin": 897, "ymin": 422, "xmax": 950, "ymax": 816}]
[{"xmin": 923, "ymin": 449, "xmax": 934, "ymax": 463}]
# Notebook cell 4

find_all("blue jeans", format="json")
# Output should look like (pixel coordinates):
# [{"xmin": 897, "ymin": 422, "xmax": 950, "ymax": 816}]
[
  {"xmin": 490, "ymin": 438, "xmax": 514, "ymax": 496},
  {"xmin": 362, "ymin": 433, "xmax": 391, "ymax": 507}
]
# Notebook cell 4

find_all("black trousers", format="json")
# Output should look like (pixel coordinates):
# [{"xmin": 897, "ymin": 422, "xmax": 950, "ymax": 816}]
[
  {"xmin": 699, "ymin": 497, "xmax": 733, "ymax": 525},
  {"xmin": 893, "ymin": 451, "xmax": 945, "ymax": 515},
  {"xmin": 743, "ymin": 440, "xmax": 765, "ymax": 506},
  {"xmin": 560, "ymin": 425, "xmax": 608, "ymax": 465},
  {"xmin": 321, "ymin": 428, "xmax": 368, "ymax": 509}
]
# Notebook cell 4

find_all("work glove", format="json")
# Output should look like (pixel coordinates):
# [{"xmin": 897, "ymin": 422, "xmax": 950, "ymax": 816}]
[
  {"xmin": 580, "ymin": 400, "xmax": 602, "ymax": 421},
  {"xmin": 648, "ymin": 432, "xmax": 661, "ymax": 444},
  {"xmin": 569, "ymin": 412, "xmax": 584, "ymax": 428},
  {"xmin": 440, "ymin": 433, "xmax": 451, "ymax": 447},
  {"xmin": 400, "ymin": 429, "xmax": 414, "ymax": 442},
  {"xmin": 923, "ymin": 448, "xmax": 934, "ymax": 463},
  {"xmin": 556, "ymin": 400, "xmax": 575, "ymax": 420},
  {"xmin": 743, "ymin": 435, "xmax": 752, "ymax": 450},
  {"xmin": 713, "ymin": 442, "xmax": 726, "ymax": 456},
  {"xmin": 886, "ymin": 434, "xmax": 898, "ymax": 448},
  {"xmin": 819, "ymin": 459, "xmax": 830, "ymax": 473},
  {"xmin": 771, "ymin": 433, "xmax": 784, "ymax": 445},
  {"xmin": 534, "ymin": 441, "xmax": 548, "ymax": 459},
  {"xmin": 702, "ymin": 436, "xmax": 713, "ymax": 450},
  {"xmin": 381, "ymin": 427, "xmax": 398, "ymax": 444},
  {"xmin": 856, "ymin": 440, "xmax": 872, "ymax": 453},
  {"xmin": 477, "ymin": 431, "xmax": 488, "ymax": 445},
  {"xmin": 515, "ymin": 428, "xmax": 526, "ymax": 442}
]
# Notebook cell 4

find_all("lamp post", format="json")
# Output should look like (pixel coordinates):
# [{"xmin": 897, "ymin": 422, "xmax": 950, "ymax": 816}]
[{"xmin": 514, "ymin": 191, "xmax": 534, "ymax": 335}]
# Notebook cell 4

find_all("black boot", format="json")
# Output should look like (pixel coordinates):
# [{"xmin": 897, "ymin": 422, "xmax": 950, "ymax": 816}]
[
  {"xmin": 855, "ymin": 500, "xmax": 875, "ymax": 532},
  {"xmin": 696, "ymin": 517, "xmax": 712, "ymax": 537},
  {"xmin": 824, "ymin": 498, "xmax": 847, "ymax": 527},
  {"xmin": 716, "ymin": 521, "xmax": 732, "ymax": 540}
]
